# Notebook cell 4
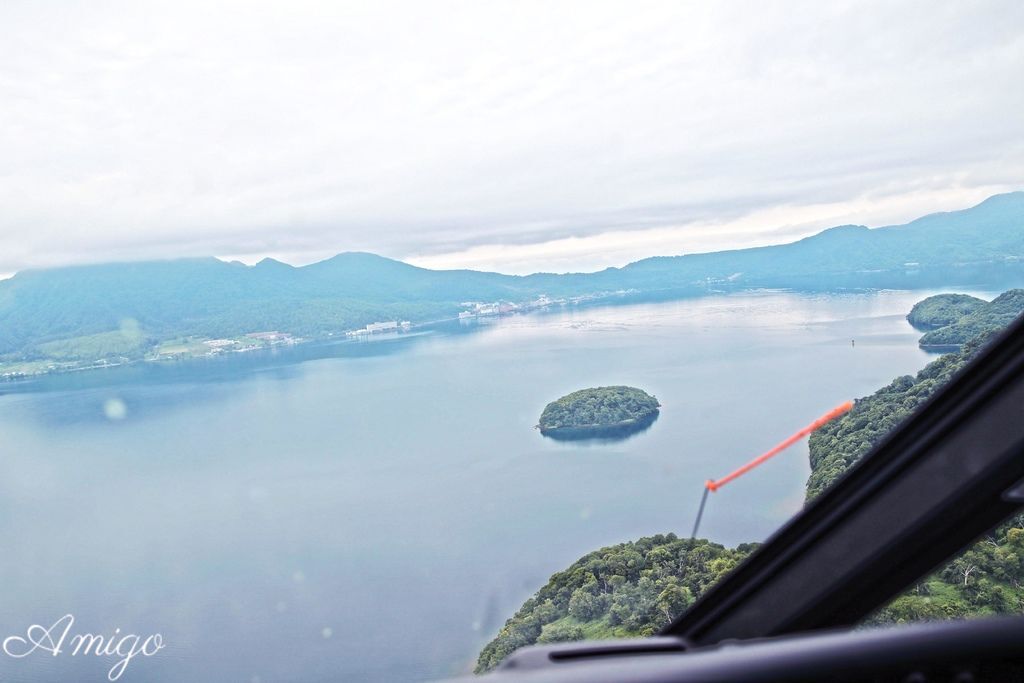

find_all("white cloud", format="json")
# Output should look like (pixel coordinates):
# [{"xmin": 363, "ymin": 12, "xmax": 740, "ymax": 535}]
[
  {"xmin": 1, "ymin": 0, "xmax": 1022, "ymax": 274},
  {"xmin": 407, "ymin": 183, "xmax": 1021, "ymax": 274}
]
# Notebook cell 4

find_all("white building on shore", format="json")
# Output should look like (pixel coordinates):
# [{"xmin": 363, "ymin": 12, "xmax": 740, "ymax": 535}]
[{"xmin": 365, "ymin": 321, "xmax": 398, "ymax": 333}]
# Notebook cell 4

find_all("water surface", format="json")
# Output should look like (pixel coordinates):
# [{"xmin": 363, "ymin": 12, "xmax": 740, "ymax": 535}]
[{"xmin": 0, "ymin": 291, "xmax": 973, "ymax": 681}]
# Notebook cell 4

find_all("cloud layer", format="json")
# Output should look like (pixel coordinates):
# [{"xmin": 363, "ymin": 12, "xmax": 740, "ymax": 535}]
[{"xmin": 2, "ymin": 0, "xmax": 1022, "ymax": 274}]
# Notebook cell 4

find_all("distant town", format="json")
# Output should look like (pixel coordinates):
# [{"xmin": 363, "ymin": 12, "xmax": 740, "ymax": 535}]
[{"xmin": 454, "ymin": 292, "xmax": 630, "ymax": 321}]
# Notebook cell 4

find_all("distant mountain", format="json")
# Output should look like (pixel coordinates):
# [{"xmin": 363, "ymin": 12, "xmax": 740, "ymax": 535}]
[
  {"xmin": 0, "ymin": 253, "xmax": 522, "ymax": 360},
  {"xmin": 612, "ymin": 191, "xmax": 1024, "ymax": 291},
  {"xmin": 1, "ymin": 192, "xmax": 1022, "ymax": 367}
]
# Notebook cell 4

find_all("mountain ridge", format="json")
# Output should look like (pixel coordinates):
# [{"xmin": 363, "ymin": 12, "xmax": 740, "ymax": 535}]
[
  {"xmin": 1, "ymin": 192, "xmax": 1022, "ymax": 368},
  {"xmin": 10, "ymin": 191, "xmax": 1023, "ymax": 280}
]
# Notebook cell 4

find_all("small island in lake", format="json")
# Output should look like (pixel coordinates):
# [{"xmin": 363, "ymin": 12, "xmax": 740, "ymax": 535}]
[{"xmin": 538, "ymin": 386, "xmax": 660, "ymax": 440}]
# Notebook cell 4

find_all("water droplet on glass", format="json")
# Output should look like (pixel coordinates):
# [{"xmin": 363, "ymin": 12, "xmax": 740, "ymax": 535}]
[{"xmin": 103, "ymin": 398, "xmax": 127, "ymax": 421}]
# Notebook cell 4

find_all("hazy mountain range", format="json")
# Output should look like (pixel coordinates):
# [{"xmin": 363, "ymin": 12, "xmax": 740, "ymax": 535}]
[{"xmin": 1, "ymin": 192, "xmax": 1022, "ymax": 367}]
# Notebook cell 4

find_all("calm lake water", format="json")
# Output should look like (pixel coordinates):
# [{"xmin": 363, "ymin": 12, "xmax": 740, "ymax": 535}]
[{"xmin": 0, "ymin": 290, "xmax": 990, "ymax": 681}]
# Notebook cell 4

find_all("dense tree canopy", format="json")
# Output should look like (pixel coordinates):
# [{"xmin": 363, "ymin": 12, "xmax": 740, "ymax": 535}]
[
  {"xmin": 474, "ymin": 536, "xmax": 753, "ymax": 673},
  {"xmin": 917, "ymin": 289, "xmax": 1024, "ymax": 347},
  {"xmin": 906, "ymin": 293, "xmax": 987, "ymax": 330},
  {"xmin": 805, "ymin": 331, "xmax": 993, "ymax": 499},
  {"xmin": 538, "ymin": 386, "xmax": 660, "ymax": 435}
]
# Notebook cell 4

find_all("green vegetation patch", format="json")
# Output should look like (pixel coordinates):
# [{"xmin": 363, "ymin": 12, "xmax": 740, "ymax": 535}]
[
  {"xmin": 153, "ymin": 337, "xmax": 213, "ymax": 357},
  {"xmin": 906, "ymin": 293, "xmax": 986, "ymax": 330},
  {"xmin": 34, "ymin": 324, "xmax": 152, "ymax": 362},
  {"xmin": 475, "ymin": 535, "xmax": 753, "ymax": 673},
  {"xmin": 918, "ymin": 289, "xmax": 1024, "ymax": 348},
  {"xmin": 538, "ymin": 386, "xmax": 660, "ymax": 437},
  {"xmin": 806, "ymin": 332, "xmax": 992, "ymax": 499}
]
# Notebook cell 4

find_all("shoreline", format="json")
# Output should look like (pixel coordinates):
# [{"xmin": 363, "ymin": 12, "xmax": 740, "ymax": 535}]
[
  {"xmin": 0, "ymin": 283, "xmax": 1004, "ymax": 384},
  {"xmin": 0, "ymin": 290, "xmax": 640, "ymax": 383}
]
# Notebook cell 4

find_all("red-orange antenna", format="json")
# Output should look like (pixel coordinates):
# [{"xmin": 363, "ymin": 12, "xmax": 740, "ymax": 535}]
[
  {"xmin": 706, "ymin": 400, "xmax": 853, "ymax": 492},
  {"xmin": 690, "ymin": 400, "xmax": 853, "ymax": 541}
]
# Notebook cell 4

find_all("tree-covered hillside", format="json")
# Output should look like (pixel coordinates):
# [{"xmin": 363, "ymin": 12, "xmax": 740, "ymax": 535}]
[
  {"xmin": 0, "ymin": 253, "xmax": 514, "ymax": 359},
  {"xmin": 475, "ymin": 536, "xmax": 754, "ymax": 673},
  {"xmin": 906, "ymin": 293, "xmax": 987, "ymax": 330},
  {"xmin": 806, "ymin": 331, "xmax": 994, "ymax": 498},
  {"xmin": 476, "ymin": 294, "xmax": 1024, "ymax": 672},
  {"xmin": 917, "ymin": 289, "xmax": 1024, "ymax": 348}
]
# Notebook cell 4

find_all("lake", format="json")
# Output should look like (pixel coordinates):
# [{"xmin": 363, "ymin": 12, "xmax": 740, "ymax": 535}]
[{"xmin": 0, "ymin": 290, "xmax": 983, "ymax": 681}]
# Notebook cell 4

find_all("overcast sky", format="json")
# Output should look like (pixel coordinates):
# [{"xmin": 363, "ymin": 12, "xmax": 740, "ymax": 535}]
[{"xmin": 1, "ymin": 1, "xmax": 1022, "ymax": 275}]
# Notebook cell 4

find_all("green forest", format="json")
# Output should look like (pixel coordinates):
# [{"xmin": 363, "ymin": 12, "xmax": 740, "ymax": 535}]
[
  {"xmin": 475, "ymin": 536, "xmax": 755, "ymax": 673},
  {"xmin": 476, "ymin": 292, "xmax": 1024, "ymax": 673},
  {"xmin": 916, "ymin": 289, "xmax": 1024, "ymax": 348},
  {"xmin": 906, "ymin": 293, "xmax": 987, "ymax": 330}
]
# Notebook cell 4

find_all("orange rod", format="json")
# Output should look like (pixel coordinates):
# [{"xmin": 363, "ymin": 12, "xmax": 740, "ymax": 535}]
[{"xmin": 705, "ymin": 400, "xmax": 853, "ymax": 492}]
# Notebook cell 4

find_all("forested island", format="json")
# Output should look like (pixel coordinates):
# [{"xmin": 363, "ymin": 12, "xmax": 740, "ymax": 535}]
[
  {"xmin": 538, "ymin": 386, "xmax": 660, "ymax": 440},
  {"xmin": 477, "ymin": 291, "xmax": 1024, "ymax": 673}
]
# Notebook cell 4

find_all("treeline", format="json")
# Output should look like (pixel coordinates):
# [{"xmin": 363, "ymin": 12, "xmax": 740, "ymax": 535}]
[
  {"xmin": 806, "ymin": 330, "xmax": 994, "ymax": 498},
  {"xmin": 475, "ymin": 536, "xmax": 754, "ymax": 673},
  {"xmin": 476, "ymin": 292, "xmax": 1024, "ymax": 672}
]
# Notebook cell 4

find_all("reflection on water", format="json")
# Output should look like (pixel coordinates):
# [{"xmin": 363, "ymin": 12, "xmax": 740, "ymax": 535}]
[
  {"xmin": 0, "ymin": 289, "xmax": 1003, "ymax": 681},
  {"xmin": 539, "ymin": 412, "xmax": 660, "ymax": 443}
]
